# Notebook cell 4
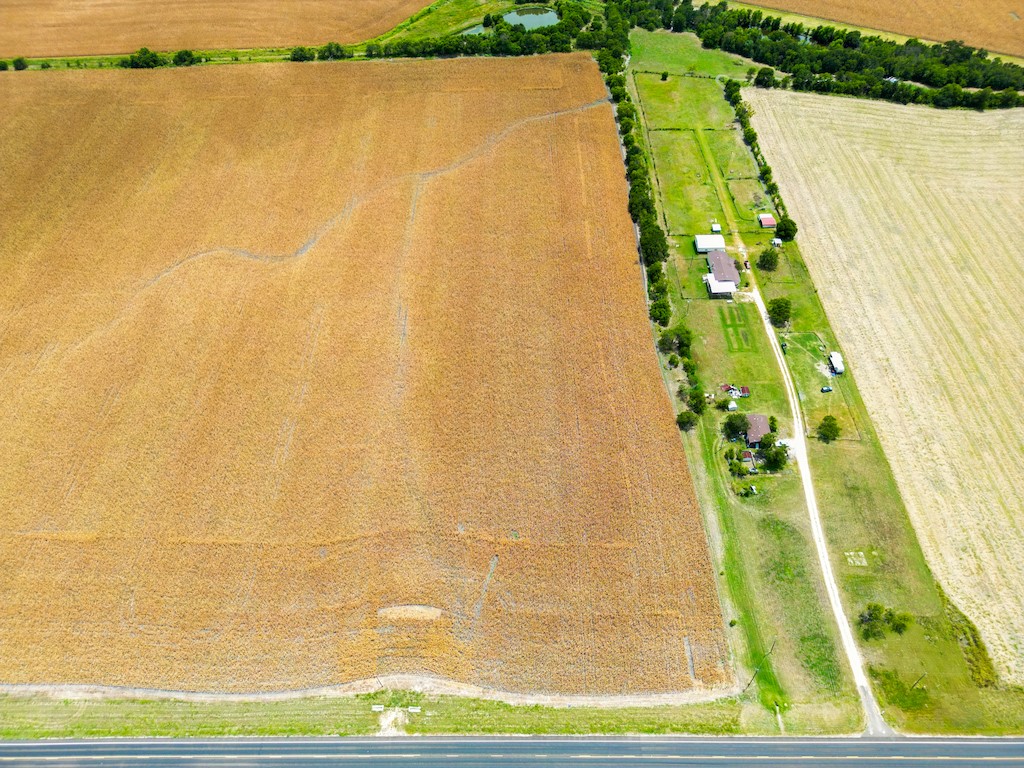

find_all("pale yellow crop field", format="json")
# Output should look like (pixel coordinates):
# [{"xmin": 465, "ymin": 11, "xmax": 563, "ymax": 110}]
[
  {"xmin": 0, "ymin": 55, "xmax": 729, "ymax": 695},
  {"xmin": 748, "ymin": 89, "xmax": 1024, "ymax": 683},
  {"xmin": 0, "ymin": 0, "xmax": 431, "ymax": 58}
]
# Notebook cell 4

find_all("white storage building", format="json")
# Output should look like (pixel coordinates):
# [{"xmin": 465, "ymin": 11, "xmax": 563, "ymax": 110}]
[{"xmin": 695, "ymin": 234, "xmax": 726, "ymax": 253}]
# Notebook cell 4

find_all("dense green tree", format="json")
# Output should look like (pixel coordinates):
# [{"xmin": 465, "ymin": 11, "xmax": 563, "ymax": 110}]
[
  {"xmin": 757, "ymin": 246, "xmax": 779, "ymax": 271},
  {"xmin": 318, "ymin": 42, "xmax": 352, "ymax": 60},
  {"xmin": 649, "ymin": 297, "xmax": 671, "ymax": 326},
  {"xmin": 776, "ymin": 217, "xmax": 798, "ymax": 241},
  {"xmin": 13, "ymin": 57, "xmax": 28, "ymax": 71},
  {"xmin": 817, "ymin": 414, "xmax": 841, "ymax": 442},
  {"xmin": 754, "ymin": 66, "xmax": 776, "ymax": 87},
  {"xmin": 172, "ymin": 49, "xmax": 196, "ymax": 66},
  {"xmin": 767, "ymin": 297, "xmax": 792, "ymax": 327},
  {"xmin": 722, "ymin": 413, "xmax": 750, "ymax": 441},
  {"xmin": 289, "ymin": 46, "xmax": 316, "ymax": 62},
  {"xmin": 119, "ymin": 48, "xmax": 166, "ymax": 68},
  {"xmin": 676, "ymin": 411, "xmax": 698, "ymax": 431}
]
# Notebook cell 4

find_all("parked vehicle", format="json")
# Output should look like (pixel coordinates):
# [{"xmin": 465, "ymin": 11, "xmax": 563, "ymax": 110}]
[{"xmin": 821, "ymin": 386, "xmax": 833, "ymax": 393}]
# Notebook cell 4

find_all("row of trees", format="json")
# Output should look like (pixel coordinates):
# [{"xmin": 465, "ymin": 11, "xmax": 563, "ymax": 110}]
[
  {"xmin": 661, "ymin": 1, "xmax": 1024, "ymax": 109},
  {"xmin": 0, "ymin": 57, "xmax": 28, "ymax": 71},
  {"xmin": 290, "ymin": 42, "xmax": 354, "ymax": 61}
]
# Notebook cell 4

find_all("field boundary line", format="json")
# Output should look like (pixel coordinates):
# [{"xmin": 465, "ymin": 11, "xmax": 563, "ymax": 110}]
[{"xmin": 0, "ymin": 675, "xmax": 742, "ymax": 709}]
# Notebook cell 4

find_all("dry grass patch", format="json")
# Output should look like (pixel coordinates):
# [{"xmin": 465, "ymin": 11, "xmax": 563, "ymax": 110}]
[
  {"xmin": 743, "ymin": 0, "xmax": 1024, "ymax": 56},
  {"xmin": 0, "ymin": 0, "xmax": 432, "ymax": 58},
  {"xmin": 747, "ymin": 89, "xmax": 1024, "ymax": 684},
  {"xmin": 0, "ymin": 55, "xmax": 729, "ymax": 696}
]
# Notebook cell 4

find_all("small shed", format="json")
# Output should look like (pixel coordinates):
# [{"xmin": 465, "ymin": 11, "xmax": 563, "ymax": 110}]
[
  {"xmin": 745, "ymin": 414, "xmax": 771, "ymax": 447},
  {"xmin": 829, "ymin": 351, "xmax": 845, "ymax": 374},
  {"xmin": 711, "ymin": 222, "xmax": 722, "ymax": 234},
  {"xmin": 727, "ymin": 400, "xmax": 738, "ymax": 412},
  {"xmin": 758, "ymin": 213, "xmax": 777, "ymax": 228},
  {"xmin": 740, "ymin": 386, "xmax": 751, "ymax": 398},
  {"xmin": 695, "ymin": 234, "xmax": 727, "ymax": 253},
  {"xmin": 771, "ymin": 237, "xmax": 783, "ymax": 247}
]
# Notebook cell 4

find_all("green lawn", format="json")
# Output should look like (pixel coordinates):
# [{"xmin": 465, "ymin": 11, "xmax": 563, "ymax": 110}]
[
  {"xmin": 648, "ymin": 130, "xmax": 725, "ymax": 236},
  {"xmin": 630, "ymin": 27, "xmax": 1024, "ymax": 735},
  {"xmin": 630, "ymin": 28, "xmax": 755, "ymax": 77},
  {"xmin": 707, "ymin": 129, "xmax": 760, "ymax": 179},
  {"xmin": 630, "ymin": 30, "xmax": 862, "ymax": 732},
  {"xmin": 0, "ymin": 695, "xmax": 380, "ymax": 739},
  {"xmin": 0, "ymin": 692, "xmax": 781, "ymax": 739},
  {"xmin": 634, "ymin": 74, "xmax": 735, "ymax": 130}
]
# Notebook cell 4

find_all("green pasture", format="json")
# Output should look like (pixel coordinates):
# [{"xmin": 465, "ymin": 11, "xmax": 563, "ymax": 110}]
[
  {"xmin": 630, "ymin": 28, "xmax": 754, "ymax": 77},
  {"xmin": 707, "ymin": 129, "xmax": 760, "ymax": 179},
  {"xmin": 634, "ymin": 73, "xmax": 735, "ymax": 129},
  {"xmin": 648, "ymin": 130, "xmax": 725, "ymax": 236}
]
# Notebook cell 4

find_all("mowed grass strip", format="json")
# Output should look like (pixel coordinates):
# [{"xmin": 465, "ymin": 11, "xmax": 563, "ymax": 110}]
[{"xmin": 0, "ymin": 55, "xmax": 729, "ymax": 697}]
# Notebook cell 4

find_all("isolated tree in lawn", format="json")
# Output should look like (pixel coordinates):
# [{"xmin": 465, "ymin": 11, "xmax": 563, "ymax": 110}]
[
  {"xmin": 817, "ymin": 414, "xmax": 841, "ymax": 443},
  {"xmin": 661, "ymin": 71, "xmax": 669, "ymax": 81},
  {"xmin": 757, "ymin": 246, "xmax": 779, "ymax": 271},
  {"xmin": 776, "ymin": 217, "xmax": 798, "ymax": 241},
  {"xmin": 767, "ymin": 297, "xmax": 791, "ymax": 327},
  {"xmin": 722, "ymin": 413, "xmax": 749, "ymax": 441}
]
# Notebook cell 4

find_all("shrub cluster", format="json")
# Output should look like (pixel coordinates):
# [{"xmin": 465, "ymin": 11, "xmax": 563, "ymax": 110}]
[{"xmin": 859, "ymin": 603, "xmax": 913, "ymax": 641}]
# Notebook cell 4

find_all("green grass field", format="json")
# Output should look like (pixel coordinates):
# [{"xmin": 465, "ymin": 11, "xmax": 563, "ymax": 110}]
[
  {"xmin": 0, "ymin": 692, "xmax": 774, "ymax": 739},
  {"xmin": 631, "ymin": 27, "xmax": 1024, "ymax": 734},
  {"xmin": 648, "ymin": 130, "xmax": 725, "ymax": 235},
  {"xmin": 630, "ymin": 33, "xmax": 861, "ymax": 731}
]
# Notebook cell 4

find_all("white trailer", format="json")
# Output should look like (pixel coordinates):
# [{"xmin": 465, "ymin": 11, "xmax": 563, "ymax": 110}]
[{"xmin": 829, "ymin": 351, "xmax": 845, "ymax": 374}]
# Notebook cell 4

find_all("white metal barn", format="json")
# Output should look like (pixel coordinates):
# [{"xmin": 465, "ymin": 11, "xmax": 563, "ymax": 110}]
[{"xmin": 695, "ymin": 234, "xmax": 727, "ymax": 253}]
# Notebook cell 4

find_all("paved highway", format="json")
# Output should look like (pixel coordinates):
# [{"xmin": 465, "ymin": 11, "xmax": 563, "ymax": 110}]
[{"xmin": 1, "ymin": 737, "xmax": 1022, "ymax": 766}]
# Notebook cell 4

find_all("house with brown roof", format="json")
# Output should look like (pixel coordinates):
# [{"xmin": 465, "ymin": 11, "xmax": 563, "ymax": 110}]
[
  {"xmin": 745, "ymin": 414, "xmax": 771, "ymax": 447},
  {"xmin": 703, "ymin": 249, "xmax": 740, "ymax": 298}
]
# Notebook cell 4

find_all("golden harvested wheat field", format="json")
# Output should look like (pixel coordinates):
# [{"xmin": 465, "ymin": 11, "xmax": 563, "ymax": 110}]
[
  {"xmin": 0, "ymin": 55, "xmax": 729, "ymax": 695},
  {"xmin": 746, "ymin": 0, "xmax": 1024, "ymax": 56},
  {"xmin": 747, "ymin": 89, "xmax": 1024, "ymax": 684},
  {"xmin": 0, "ymin": 0, "xmax": 431, "ymax": 58}
]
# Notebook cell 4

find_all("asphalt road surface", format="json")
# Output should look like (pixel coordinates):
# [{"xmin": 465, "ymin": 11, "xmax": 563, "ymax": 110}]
[{"xmin": 1, "ymin": 738, "xmax": 1023, "ymax": 766}]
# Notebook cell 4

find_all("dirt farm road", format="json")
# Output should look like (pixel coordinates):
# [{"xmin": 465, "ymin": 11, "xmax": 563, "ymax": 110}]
[{"xmin": 746, "ymin": 278, "xmax": 891, "ymax": 736}]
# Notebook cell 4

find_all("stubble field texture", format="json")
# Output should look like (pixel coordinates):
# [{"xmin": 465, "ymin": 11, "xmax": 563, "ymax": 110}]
[
  {"xmin": 744, "ymin": 0, "xmax": 1024, "ymax": 56},
  {"xmin": 746, "ymin": 89, "xmax": 1024, "ymax": 685},
  {"xmin": 0, "ymin": 54, "xmax": 730, "ymax": 696},
  {"xmin": 0, "ymin": 0, "xmax": 433, "ymax": 57}
]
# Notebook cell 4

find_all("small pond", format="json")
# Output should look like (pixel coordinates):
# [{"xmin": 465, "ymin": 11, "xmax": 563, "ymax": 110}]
[
  {"xmin": 462, "ymin": 7, "xmax": 559, "ymax": 34},
  {"xmin": 502, "ymin": 7, "xmax": 559, "ymax": 29}
]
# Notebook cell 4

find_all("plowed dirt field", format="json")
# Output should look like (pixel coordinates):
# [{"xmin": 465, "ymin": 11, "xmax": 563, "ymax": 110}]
[
  {"xmin": 0, "ymin": 55, "xmax": 729, "ymax": 696},
  {"xmin": 0, "ymin": 0, "xmax": 431, "ymax": 58},
  {"xmin": 747, "ymin": 89, "xmax": 1024, "ymax": 684},
  {"xmin": 745, "ymin": 0, "xmax": 1024, "ymax": 56}
]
